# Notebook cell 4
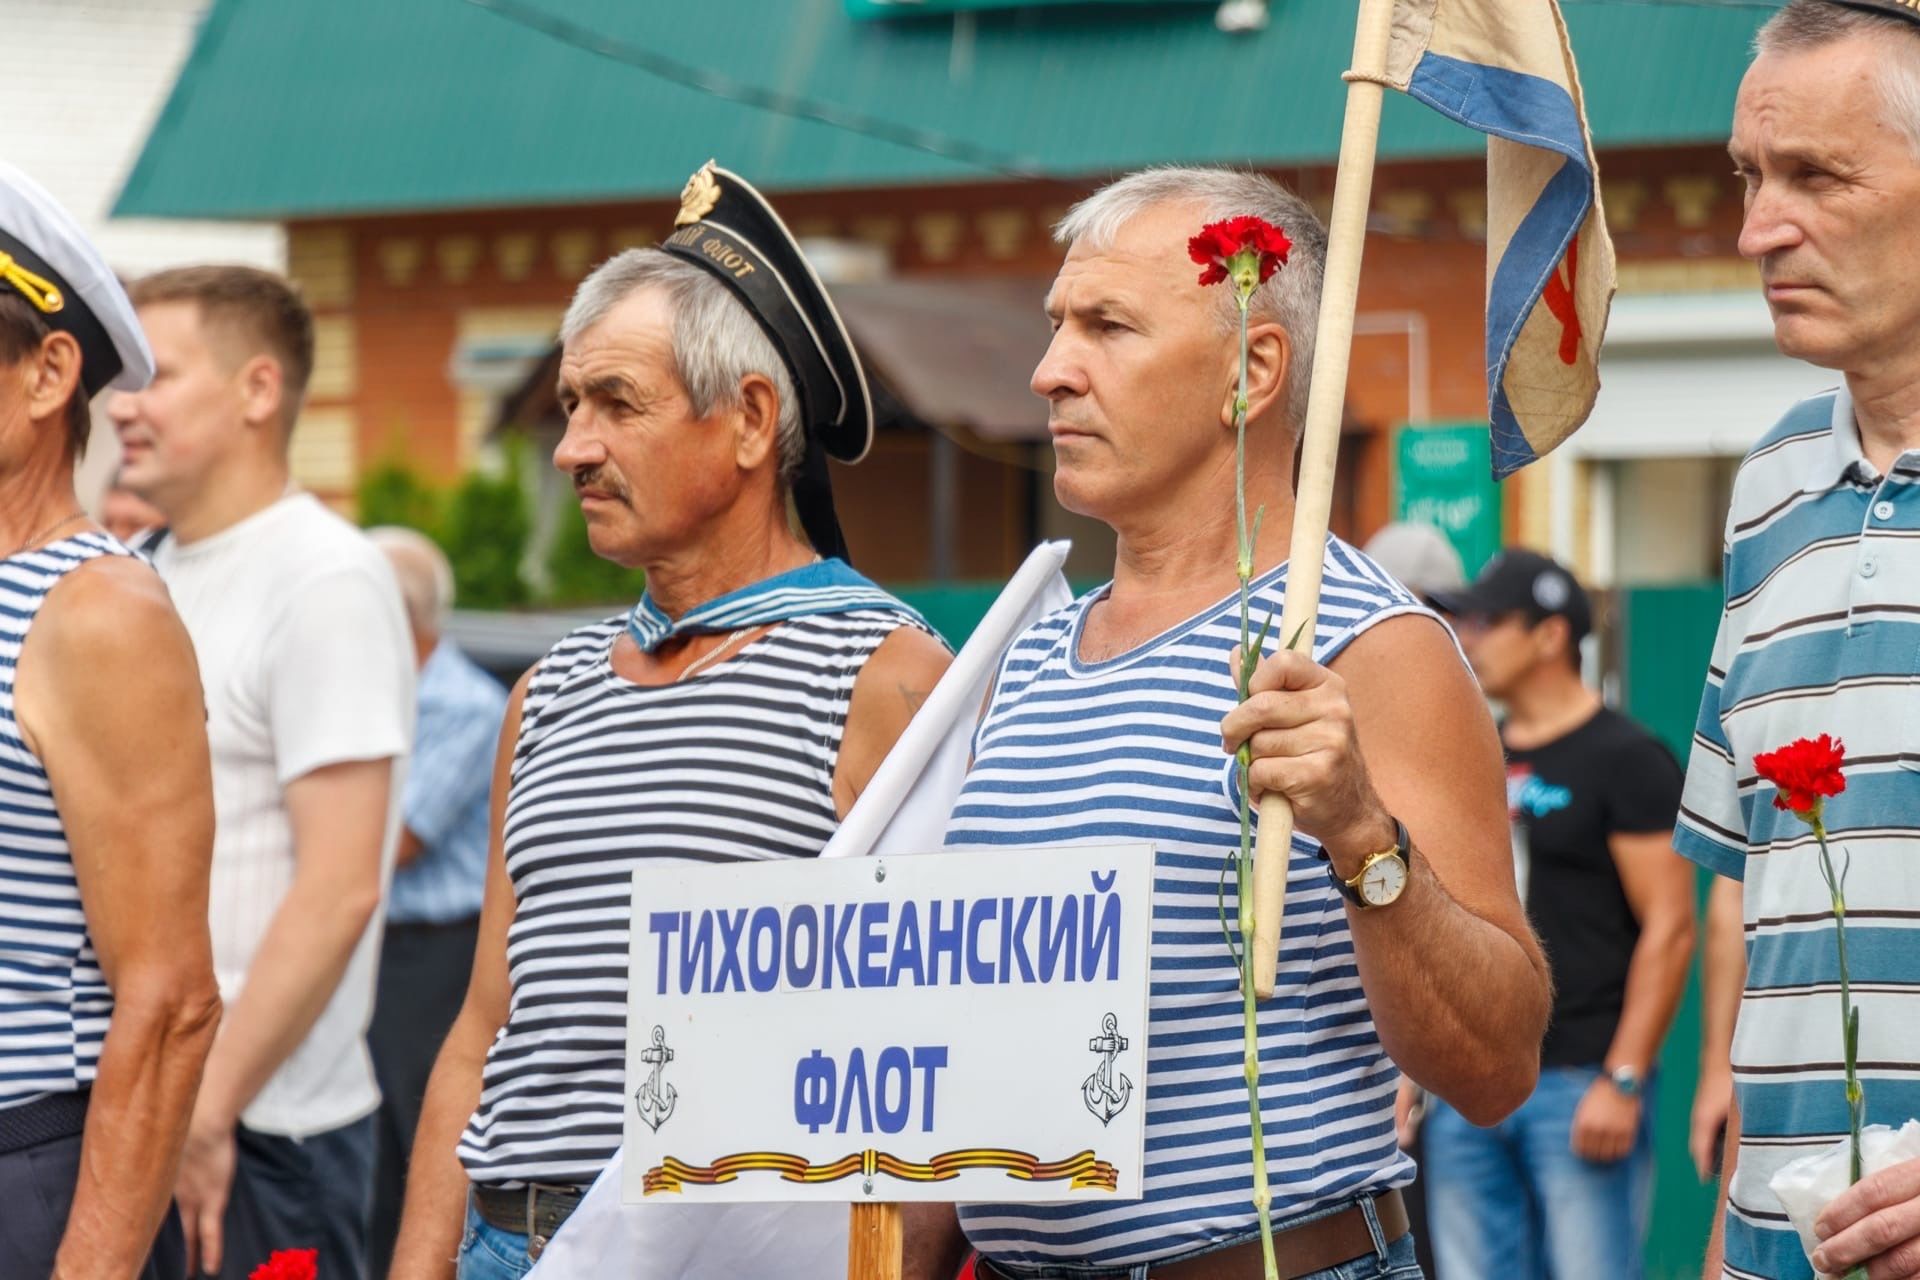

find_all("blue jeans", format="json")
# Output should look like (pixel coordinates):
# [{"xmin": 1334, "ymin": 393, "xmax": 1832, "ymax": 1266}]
[
  {"xmin": 456, "ymin": 1202, "xmax": 534, "ymax": 1280},
  {"xmin": 984, "ymin": 1197, "xmax": 1423, "ymax": 1279},
  {"xmin": 1421, "ymin": 1065, "xmax": 1655, "ymax": 1280}
]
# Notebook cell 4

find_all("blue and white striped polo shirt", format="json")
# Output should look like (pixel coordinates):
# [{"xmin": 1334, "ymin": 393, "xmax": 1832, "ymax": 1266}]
[
  {"xmin": 1676, "ymin": 387, "xmax": 1920, "ymax": 1280},
  {"xmin": 389, "ymin": 641, "xmax": 507, "ymax": 925},
  {"xmin": 0, "ymin": 532, "xmax": 136, "ymax": 1108},
  {"xmin": 944, "ymin": 535, "xmax": 1427, "ymax": 1269}
]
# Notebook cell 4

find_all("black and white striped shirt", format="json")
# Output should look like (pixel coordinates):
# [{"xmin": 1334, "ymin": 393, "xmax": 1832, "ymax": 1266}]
[
  {"xmin": 456, "ymin": 605, "xmax": 925, "ymax": 1187},
  {"xmin": 0, "ymin": 532, "xmax": 135, "ymax": 1108}
]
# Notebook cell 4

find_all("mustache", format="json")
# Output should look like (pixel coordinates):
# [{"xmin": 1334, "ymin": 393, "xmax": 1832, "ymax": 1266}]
[{"xmin": 572, "ymin": 465, "xmax": 631, "ymax": 502}]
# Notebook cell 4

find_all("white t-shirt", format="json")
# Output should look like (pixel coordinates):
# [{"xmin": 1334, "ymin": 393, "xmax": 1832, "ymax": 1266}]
[{"xmin": 154, "ymin": 492, "xmax": 415, "ymax": 1136}]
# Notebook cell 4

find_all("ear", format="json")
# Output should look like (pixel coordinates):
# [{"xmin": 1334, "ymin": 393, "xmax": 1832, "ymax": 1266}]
[
  {"xmin": 1221, "ymin": 320, "xmax": 1297, "ymax": 435},
  {"xmin": 237, "ymin": 353, "xmax": 287, "ymax": 434},
  {"xmin": 732, "ymin": 372, "xmax": 783, "ymax": 472},
  {"xmin": 25, "ymin": 331, "xmax": 85, "ymax": 428},
  {"xmin": 1533, "ymin": 615, "xmax": 1574, "ymax": 664}
]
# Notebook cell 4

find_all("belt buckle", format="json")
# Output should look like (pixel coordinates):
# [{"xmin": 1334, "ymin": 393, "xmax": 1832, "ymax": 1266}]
[{"xmin": 525, "ymin": 1184, "xmax": 547, "ymax": 1261}]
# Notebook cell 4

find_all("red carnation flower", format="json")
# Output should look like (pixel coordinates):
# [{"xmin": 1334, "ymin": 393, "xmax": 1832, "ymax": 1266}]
[
  {"xmin": 1187, "ymin": 215, "xmax": 1292, "ymax": 288},
  {"xmin": 1753, "ymin": 734, "xmax": 1847, "ymax": 815},
  {"xmin": 249, "ymin": 1249, "xmax": 318, "ymax": 1280}
]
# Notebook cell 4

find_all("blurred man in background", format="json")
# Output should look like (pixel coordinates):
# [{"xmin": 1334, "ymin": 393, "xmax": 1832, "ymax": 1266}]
[
  {"xmin": 0, "ymin": 160, "xmax": 221, "ymax": 1280},
  {"xmin": 1426, "ymin": 551, "xmax": 1695, "ymax": 1280},
  {"xmin": 366, "ymin": 526, "xmax": 507, "ymax": 1279},
  {"xmin": 99, "ymin": 466, "xmax": 166, "ymax": 543},
  {"xmin": 1364, "ymin": 520, "xmax": 1467, "ymax": 606},
  {"xmin": 112, "ymin": 265, "xmax": 415, "ymax": 1280}
]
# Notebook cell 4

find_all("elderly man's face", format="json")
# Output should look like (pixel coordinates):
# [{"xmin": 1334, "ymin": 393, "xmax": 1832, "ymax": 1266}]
[
  {"xmin": 1034, "ymin": 201, "xmax": 1238, "ymax": 523},
  {"xmin": 553, "ymin": 288, "xmax": 741, "ymax": 568},
  {"xmin": 1732, "ymin": 35, "xmax": 1920, "ymax": 373}
]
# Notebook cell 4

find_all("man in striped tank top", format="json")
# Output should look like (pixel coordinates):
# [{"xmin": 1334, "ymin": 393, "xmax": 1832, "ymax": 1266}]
[
  {"xmin": 390, "ymin": 165, "xmax": 950, "ymax": 1280},
  {"xmin": 0, "ymin": 164, "xmax": 221, "ymax": 1278},
  {"xmin": 1679, "ymin": 7, "xmax": 1920, "ymax": 1279},
  {"xmin": 911, "ymin": 169, "xmax": 1552, "ymax": 1280}
]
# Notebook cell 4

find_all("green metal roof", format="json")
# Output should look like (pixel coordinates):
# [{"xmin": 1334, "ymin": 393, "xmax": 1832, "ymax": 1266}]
[{"xmin": 116, "ymin": 0, "xmax": 1777, "ymax": 221}]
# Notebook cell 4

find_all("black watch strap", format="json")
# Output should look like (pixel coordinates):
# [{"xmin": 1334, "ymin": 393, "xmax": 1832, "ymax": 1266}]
[{"xmin": 1328, "ymin": 817, "xmax": 1410, "ymax": 907}]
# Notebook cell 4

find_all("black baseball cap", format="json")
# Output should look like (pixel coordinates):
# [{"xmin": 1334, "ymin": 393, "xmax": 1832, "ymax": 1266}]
[{"xmin": 1429, "ymin": 549, "xmax": 1592, "ymax": 642}]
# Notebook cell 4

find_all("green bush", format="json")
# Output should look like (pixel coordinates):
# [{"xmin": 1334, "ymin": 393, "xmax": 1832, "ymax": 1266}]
[
  {"xmin": 357, "ymin": 458, "xmax": 445, "ymax": 538},
  {"xmin": 358, "ymin": 447, "xmax": 646, "ymax": 610},
  {"xmin": 441, "ymin": 465, "xmax": 531, "ymax": 609}
]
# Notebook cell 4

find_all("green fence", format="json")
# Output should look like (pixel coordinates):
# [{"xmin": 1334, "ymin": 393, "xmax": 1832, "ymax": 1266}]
[{"xmin": 1618, "ymin": 581, "xmax": 1726, "ymax": 1279}]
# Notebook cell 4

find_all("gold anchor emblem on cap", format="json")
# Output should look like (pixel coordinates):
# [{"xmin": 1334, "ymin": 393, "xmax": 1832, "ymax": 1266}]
[{"xmin": 675, "ymin": 160, "xmax": 722, "ymax": 227}]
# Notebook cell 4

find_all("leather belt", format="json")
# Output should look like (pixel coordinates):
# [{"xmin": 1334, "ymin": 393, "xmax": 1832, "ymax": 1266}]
[
  {"xmin": 471, "ymin": 1183, "xmax": 583, "ymax": 1260},
  {"xmin": 0, "ymin": 1089, "xmax": 89, "ymax": 1157},
  {"xmin": 979, "ymin": 1190, "xmax": 1408, "ymax": 1280}
]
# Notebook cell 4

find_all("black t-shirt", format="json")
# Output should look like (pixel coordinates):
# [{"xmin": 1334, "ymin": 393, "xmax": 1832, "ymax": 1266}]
[{"xmin": 1505, "ymin": 706, "xmax": 1684, "ymax": 1067}]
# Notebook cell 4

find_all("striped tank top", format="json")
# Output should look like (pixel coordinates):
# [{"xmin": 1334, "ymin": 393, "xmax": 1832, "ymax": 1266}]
[
  {"xmin": 945, "ymin": 536, "xmax": 1427, "ymax": 1269},
  {"xmin": 457, "ymin": 604, "xmax": 926, "ymax": 1186},
  {"xmin": 0, "ymin": 531, "xmax": 138, "ymax": 1109}
]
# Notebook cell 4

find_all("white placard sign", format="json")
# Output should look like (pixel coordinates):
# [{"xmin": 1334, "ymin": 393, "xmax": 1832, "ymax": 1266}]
[{"xmin": 622, "ymin": 843, "xmax": 1153, "ymax": 1205}]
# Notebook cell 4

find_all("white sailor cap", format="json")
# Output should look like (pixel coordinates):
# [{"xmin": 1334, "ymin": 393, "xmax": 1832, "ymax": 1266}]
[{"xmin": 0, "ymin": 161, "xmax": 153, "ymax": 395}]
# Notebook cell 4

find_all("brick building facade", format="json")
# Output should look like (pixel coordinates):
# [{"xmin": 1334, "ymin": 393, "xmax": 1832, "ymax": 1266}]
[{"xmin": 281, "ymin": 143, "xmax": 1757, "ymax": 583}]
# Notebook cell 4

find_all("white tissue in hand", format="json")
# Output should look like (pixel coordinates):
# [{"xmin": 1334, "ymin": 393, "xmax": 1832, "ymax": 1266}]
[{"xmin": 1770, "ymin": 1120, "xmax": 1920, "ymax": 1279}]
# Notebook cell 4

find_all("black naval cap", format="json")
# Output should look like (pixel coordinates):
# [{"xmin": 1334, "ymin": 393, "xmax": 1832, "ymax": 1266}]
[
  {"xmin": 660, "ymin": 161, "xmax": 874, "ymax": 563},
  {"xmin": 1825, "ymin": 0, "xmax": 1920, "ymax": 26},
  {"xmin": 0, "ymin": 161, "xmax": 152, "ymax": 398}
]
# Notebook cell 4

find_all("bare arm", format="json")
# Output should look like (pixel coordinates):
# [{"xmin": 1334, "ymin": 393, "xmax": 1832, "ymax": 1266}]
[
  {"xmin": 1570, "ymin": 829, "xmax": 1697, "ymax": 1162},
  {"xmin": 175, "ymin": 755, "xmax": 393, "ymax": 1273},
  {"xmin": 15, "ymin": 559, "xmax": 223, "ymax": 1280},
  {"xmin": 1692, "ymin": 876, "xmax": 1745, "ymax": 1180},
  {"xmin": 1703, "ymin": 1091, "xmax": 1740, "ymax": 1278},
  {"xmin": 389, "ymin": 673, "xmax": 527, "ymax": 1280},
  {"xmin": 1226, "ymin": 615, "xmax": 1551, "ymax": 1123},
  {"xmin": 833, "ymin": 625, "xmax": 954, "ymax": 820},
  {"xmin": 396, "ymin": 826, "xmax": 427, "ymax": 868}
]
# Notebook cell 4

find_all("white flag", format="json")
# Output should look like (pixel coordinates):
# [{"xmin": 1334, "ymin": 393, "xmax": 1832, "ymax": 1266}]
[{"xmin": 527, "ymin": 542, "xmax": 1074, "ymax": 1280}]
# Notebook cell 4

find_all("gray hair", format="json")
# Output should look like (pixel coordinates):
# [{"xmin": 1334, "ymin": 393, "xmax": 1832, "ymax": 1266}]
[
  {"xmin": 368, "ymin": 525, "xmax": 454, "ymax": 637},
  {"xmin": 1755, "ymin": 0, "xmax": 1920, "ymax": 159},
  {"xmin": 560, "ymin": 249, "xmax": 804, "ymax": 479},
  {"xmin": 1055, "ymin": 167, "xmax": 1329, "ymax": 431}
]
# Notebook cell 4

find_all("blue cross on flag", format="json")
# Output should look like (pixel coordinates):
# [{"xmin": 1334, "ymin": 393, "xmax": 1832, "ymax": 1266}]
[{"xmin": 1381, "ymin": 0, "xmax": 1617, "ymax": 479}]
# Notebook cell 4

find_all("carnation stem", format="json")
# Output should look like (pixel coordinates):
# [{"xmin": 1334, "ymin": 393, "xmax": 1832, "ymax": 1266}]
[
  {"xmin": 1814, "ymin": 817, "xmax": 1869, "ymax": 1280},
  {"xmin": 1229, "ymin": 286, "xmax": 1279, "ymax": 1279}
]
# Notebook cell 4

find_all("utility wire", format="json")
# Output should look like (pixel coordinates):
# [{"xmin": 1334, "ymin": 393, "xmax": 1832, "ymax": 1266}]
[{"xmin": 457, "ymin": 0, "xmax": 1045, "ymax": 179}]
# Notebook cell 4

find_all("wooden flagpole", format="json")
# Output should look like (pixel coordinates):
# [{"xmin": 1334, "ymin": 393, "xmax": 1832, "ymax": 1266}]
[
  {"xmin": 849, "ymin": 1203, "xmax": 904, "ymax": 1280},
  {"xmin": 1250, "ymin": 0, "xmax": 1399, "ymax": 1000}
]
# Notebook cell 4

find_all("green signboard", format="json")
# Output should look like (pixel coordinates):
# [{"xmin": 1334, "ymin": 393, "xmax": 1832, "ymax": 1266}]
[
  {"xmin": 846, "ymin": 0, "xmax": 1210, "ymax": 18},
  {"xmin": 1393, "ymin": 423, "xmax": 1502, "ymax": 577}
]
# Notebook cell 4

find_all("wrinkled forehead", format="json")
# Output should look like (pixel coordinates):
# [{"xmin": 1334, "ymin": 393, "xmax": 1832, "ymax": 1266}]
[
  {"xmin": 1735, "ymin": 36, "xmax": 1920, "ymax": 160},
  {"xmin": 559, "ymin": 288, "xmax": 679, "ymax": 381},
  {"xmin": 1048, "ymin": 200, "xmax": 1211, "ymax": 311}
]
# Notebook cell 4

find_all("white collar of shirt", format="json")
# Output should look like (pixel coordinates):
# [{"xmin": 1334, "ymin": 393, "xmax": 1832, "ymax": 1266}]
[{"xmin": 1827, "ymin": 384, "xmax": 1920, "ymax": 487}]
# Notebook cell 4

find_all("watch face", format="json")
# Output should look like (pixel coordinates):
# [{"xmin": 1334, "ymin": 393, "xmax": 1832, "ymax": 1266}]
[{"xmin": 1361, "ymin": 854, "xmax": 1409, "ymax": 907}]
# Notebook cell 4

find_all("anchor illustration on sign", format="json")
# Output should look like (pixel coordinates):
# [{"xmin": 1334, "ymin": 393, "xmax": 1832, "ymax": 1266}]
[
  {"xmin": 634, "ymin": 1024, "xmax": 678, "ymax": 1132},
  {"xmin": 1081, "ymin": 1012, "xmax": 1133, "ymax": 1127}
]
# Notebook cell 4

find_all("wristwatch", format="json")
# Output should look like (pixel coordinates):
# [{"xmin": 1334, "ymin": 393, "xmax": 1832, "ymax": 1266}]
[
  {"xmin": 1609, "ymin": 1066, "xmax": 1644, "ymax": 1099},
  {"xmin": 1332, "ymin": 817, "xmax": 1411, "ymax": 910}
]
